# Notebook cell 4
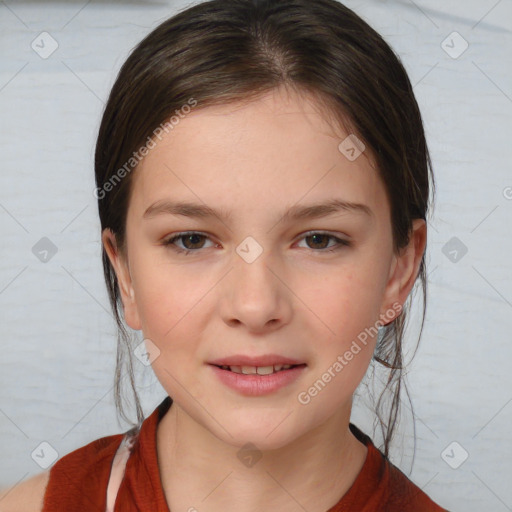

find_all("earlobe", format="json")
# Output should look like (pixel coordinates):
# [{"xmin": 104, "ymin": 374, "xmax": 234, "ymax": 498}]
[
  {"xmin": 101, "ymin": 228, "xmax": 142, "ymax": 330},
  {"xmin": 380, "ymin": 219, "xmax": 427, "ymax": 325}
]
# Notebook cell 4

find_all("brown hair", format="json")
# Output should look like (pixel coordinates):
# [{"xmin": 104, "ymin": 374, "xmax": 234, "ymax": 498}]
[{"xmin": 95, "ymin": 0, "xmax": 435, "ymax": 459}]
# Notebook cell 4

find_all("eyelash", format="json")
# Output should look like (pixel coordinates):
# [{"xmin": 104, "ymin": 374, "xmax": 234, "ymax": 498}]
[{"xmin": 162, "ymin": 231, "xmax": 351, "ymax": 255}]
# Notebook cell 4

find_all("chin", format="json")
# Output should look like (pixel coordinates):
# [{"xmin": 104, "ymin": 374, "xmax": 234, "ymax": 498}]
[{"xmin": 209, "ymin": 408, "xmax": 304, "ymax": 451}]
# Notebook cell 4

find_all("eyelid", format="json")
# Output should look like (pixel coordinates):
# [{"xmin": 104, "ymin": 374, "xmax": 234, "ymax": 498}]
[
  {"xmin": 295, "ymin": 230, "xmax": 351, "ymax": 251},
  {"xmin": 163, "ymin": 231, "xmax": 216, "ymax": 250},
  {"xmin": 163, "ymin": 230, "xmax": 351, "ymax": 254},
  {"xmin": 298, "ymin": 230, "xmax": 350, "ymax": 242}
]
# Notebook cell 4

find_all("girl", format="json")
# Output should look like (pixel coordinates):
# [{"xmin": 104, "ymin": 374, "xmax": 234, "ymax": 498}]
[{"xmin": 1, "ymin": 0, "xmax": 449, "ymax": 510}]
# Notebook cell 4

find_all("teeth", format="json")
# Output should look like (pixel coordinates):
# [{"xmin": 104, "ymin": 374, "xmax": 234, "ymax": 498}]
[
  {"xmin": 221, "ymin": 364, "xmax": 296, "ymax": 374},
  {"xmin": 256, "ymin": 366, "xmax": 274, "ymax": 375}
]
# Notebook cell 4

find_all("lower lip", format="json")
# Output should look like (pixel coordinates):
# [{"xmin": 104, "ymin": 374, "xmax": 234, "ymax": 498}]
[{"xmin": 209, "ymin": 364, "xmax": 307, "ymax": 396}]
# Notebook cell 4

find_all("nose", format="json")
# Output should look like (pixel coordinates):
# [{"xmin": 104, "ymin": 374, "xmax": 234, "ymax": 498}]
[{"xmin": 219, "ymin": 249, "xmax": 292, "ymax": 333}]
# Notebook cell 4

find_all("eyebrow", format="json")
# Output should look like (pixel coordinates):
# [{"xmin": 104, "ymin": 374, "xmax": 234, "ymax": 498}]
[{"xmin": 143, "ymin": 198, "xmax": 373, "ymax": 222}]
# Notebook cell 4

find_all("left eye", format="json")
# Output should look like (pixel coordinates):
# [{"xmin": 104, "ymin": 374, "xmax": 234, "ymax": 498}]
[
  {"xmin": 297, "ymin": 232, "xmax": 350, "ymax": 251},
  {"xmin": 163, "ymin": 231, "xmax": 350, "ymax": 254},
  {"xmin": 163, "ymin": 232, "xmax": 214, "ymax": 253}
]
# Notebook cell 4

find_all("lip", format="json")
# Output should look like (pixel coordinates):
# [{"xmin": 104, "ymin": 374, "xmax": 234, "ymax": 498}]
[
  {"xmin": 208, "ymin": 354, "xmax": 305, "ymax": 367},
  {"xmin": 209, "ymin": 364, "xmax": 307, "ymax": 396}
]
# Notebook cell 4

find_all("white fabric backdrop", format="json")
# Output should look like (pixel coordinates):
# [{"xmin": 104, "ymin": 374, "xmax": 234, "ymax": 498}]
[{"xmin": 1, "ymin": 1, "xmax": 511, "ymax": 510}]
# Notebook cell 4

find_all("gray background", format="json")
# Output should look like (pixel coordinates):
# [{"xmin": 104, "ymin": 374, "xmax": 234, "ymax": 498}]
[{"xmin": 1, "ymin": 1, "xmax": 511, "ymax": 511}]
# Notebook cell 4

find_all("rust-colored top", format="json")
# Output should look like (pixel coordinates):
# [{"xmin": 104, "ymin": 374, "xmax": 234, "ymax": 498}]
[{"xmin": 42, "ymin": 396, "xmax": 449, "ymax": 511}]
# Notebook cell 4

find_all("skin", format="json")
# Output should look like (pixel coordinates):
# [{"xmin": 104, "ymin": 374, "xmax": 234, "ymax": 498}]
[
  {"xmin": 0, "ymin": 471, "xmax": 49, "ymax": 511},
  {"xmin": 102, "ymin": 85, "xmax": 426, "ymax": 512}
]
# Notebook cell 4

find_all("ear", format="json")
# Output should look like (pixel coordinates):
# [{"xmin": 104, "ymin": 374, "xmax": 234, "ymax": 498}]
[
  {"xmin": 102, "ymin": 228, "xmax": 142, "ymax": 331},
  {"xmin": 379, "ymin": 219, "xmax": 427, "ymax": 325}
]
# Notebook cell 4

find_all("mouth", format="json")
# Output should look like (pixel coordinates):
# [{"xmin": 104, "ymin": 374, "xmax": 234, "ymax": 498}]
[
  {"xmin": 211, "ymin": 363, "xmax": 307, "ymax": 375},
  {"xmin": 208, "ymin": 361, "xmax": 308, "ymax": 396}
]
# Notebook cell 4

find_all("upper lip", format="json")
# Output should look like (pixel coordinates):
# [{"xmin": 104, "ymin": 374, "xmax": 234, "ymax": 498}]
[{"xmin": 208, "ymin": 354, "xmax": 305, "ymax": 367}]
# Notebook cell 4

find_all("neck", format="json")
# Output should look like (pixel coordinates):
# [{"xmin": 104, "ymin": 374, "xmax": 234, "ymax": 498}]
[{"xmin": 156, "ymin": 400, "xmax": 368, "ymax": 512}]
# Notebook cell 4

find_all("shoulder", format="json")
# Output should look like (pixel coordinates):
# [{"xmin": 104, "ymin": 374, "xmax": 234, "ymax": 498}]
[
  {"xmin": 379, "ymin": 453, "xmax": 449, "ymax": 511},
  {"xmin": 347, "ymin": 423, "xmax": 448, "ymax": 511},
  {"xmin": 0, "ymin": 432, "xmax": 125, "ymax": 512},
  {"xmin": 41, "ymin": 432, "xmax": 125, "ymax": 510},
  {"xmin": 0, "ymin": 470, "xmax": 50, "ymax": 512}
]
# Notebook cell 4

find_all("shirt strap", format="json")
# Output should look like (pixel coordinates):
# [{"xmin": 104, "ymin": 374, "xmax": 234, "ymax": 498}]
[{"xmin": 105, "ymin": 433, "xmax": 136, "ymax": 512}]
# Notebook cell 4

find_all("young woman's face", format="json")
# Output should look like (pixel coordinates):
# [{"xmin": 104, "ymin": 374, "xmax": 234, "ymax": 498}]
[{"xmin": 105, "ymin": 86, "xmax": 423, "ymax": 449}]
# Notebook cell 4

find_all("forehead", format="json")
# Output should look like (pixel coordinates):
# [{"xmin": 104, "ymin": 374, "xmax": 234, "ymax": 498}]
[{"xmin": 129, "ymin": 87, "xmax": 387, "ymax": 221}]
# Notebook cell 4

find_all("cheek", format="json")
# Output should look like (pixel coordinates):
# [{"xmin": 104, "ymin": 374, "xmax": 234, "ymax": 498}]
[
  {"xmin": 137, "ymin": 277, "xmax": 203, "ymax": 341},
  {"xmin": 129, "ymin": 251, "xmax": 213, "ymax": 354},
  {"xmin": 298, "ymin": 275, "xmax": 379, "ymax": 414},
  {"xmin": 298, "ymin": 258, "xmax": 389, "ymax": 400},
  {"xmin": 308, "ymin": 260, "xmax": 389, "ymax": 343},
  {"xmin": 294, "ymin": 347, "xmax": 373, "ymax": 436},
  {"xmin": 133, "ymin": 266, "xmax": 208, "ymax": 396}
]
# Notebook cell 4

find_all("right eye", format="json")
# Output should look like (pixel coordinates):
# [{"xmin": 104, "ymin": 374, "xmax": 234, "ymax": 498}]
[{"xmin": 162, "ymin": 232, "xmax": 216, "ymax": 255}]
